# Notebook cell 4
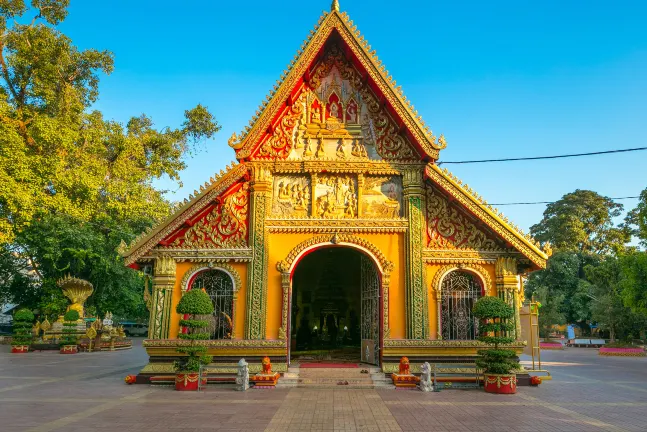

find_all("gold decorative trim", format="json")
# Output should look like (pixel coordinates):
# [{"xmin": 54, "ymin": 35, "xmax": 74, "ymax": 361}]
[
  {"xmin": 276, "ymin": 233, "xmax": 393, "ymax": 274},
  {"xmin": 143, "ymin": 339, "xmax": 287, "ymax": 348},
  {"xmin": 147, "ymin": 248, "xmax": 253, "ymax": 262},
  {"xmin": 264, "ymin": 159, "xmax": 409, "ymax": 175},
  {"xmin": 422, "ymin": 249, "xmax": 521, "ymax": 264},
  {"xmin": 179, "ymin": 264, "xmax": 242, "ymax": 294},
  {"xmin": 426, "ymin": 164, "xmax": 547, "ymax": 269},
  {"xmin": 232, "ymin": 11, "xmax": 445, "ymax": 160},
  {"xmin": 430, "ymin": 264, "xmax": 493, "ymax": 298},
  {"xmin": 123, "ymin": 163, "xmax": 249, "ymax": 265},
  {"xmin": 384, "ymin": 339, "xmax": 526, "ymax": 348},
  {"xmin": 267, "ymin": 218, "xmax": 408, "ymax": 233}
]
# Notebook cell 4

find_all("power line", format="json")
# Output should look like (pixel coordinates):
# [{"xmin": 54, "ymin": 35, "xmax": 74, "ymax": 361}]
[
  {"xmin": 437, "ymin": 147, "xmax": 647, "ymax": 165},
  {"xmin": 486, "ymin": 196, "xmax": 640, "ymax": 206}
]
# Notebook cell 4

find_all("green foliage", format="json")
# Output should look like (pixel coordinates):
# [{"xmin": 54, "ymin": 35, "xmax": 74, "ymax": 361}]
[
  {"xmin": 0, "ymin": 3, "xmax": 220, "ymax": 320},
  {"xmin": 619, "ymin": 252, "xmax": 647, "ymax": 317},
  {"xmin": 176, "ymin": 289, "xmax": 214, "ymax": 315},
  {"xmin": 472, "ymin": 296, "xmax": 514, "ymax": 320},
  {"xmin": 59, "ymin": 309, "xmax": 79, "ymax": 347},
  {"xmin": 472, "ymin": 297, "xmax": 519, "ymax": 375},
  {"xmin": 174, "ymin": 289, "xmax": 214, "ymax": 372},
  {"xmin": 530, "ymin": 189, "xmax": 630, "ymax": 255},
  {"xmin": 63, "ymin": 309, "xmax": 79, "ymax": 322},
  {"xmin": 11, "ymin": 307, "xmax": 34, "ymax": 346},
  {"xmin": 525, "ymin": 252, "xmax": 596, "ymax": 335},
  {"xmin": 626, "ymin": 188, "xmax": 647, "ymax": 247}
]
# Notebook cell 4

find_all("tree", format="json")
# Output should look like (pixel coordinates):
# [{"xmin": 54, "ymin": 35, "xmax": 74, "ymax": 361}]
[
  {"xmin": 530, "ymin": 190, "xmax": 630, "ymax": 255},
  {"xmin": 585, "ymin": 257, "xmax": 627, "ymax": 343},
  {"xmin": 626, "ymin": 188, "xmax": 647, "ymax": 247},
  {"xmin": 0, "ymin": 2, "xmax": 220, "ymax": 316},
  {"xmin": 0, "ymin": 1, "xmax": 220, "ymax": 243},
  {"xmin": 525, "ymin": 252, "xmax": 595, "ymax": 336},
  {"xmin": 619, "ymin": 252, "xmax": 647, "ymax": 318}
]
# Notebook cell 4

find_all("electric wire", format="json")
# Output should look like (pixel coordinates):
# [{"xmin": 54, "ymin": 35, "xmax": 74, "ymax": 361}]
[
  {"xmin": 487, "ymin": 196, "xmax": 641, "ymax": 206},
  {"xmin": 437, "ymin": 147, "xmax": 647, "ymax": 165}
]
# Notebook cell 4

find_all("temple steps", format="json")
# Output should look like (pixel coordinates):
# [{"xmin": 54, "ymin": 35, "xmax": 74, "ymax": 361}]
[{"xmin": 277, "ymin": 366, "xmax": 395, "ymax": 389}]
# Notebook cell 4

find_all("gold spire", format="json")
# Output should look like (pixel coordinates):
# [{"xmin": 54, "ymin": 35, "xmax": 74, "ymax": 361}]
[{"xmin": 331, "ymin": 0, "xmax": 340, "ymax": 12}]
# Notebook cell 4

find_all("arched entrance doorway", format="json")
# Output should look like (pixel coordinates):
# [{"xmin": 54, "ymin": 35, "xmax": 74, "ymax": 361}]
[{"xmin": 289, "ymin": 246, "xmax": 381, "ymax": 365}]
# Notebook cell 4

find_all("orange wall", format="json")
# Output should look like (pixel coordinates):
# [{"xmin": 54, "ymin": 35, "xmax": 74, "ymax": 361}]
[
  {"xmin": 426, "ymin": 263, "xmax": 496, "ymax": 339},
  {"xmin": 265, "ymin": 232, "xmax": 406, "ymax": 340},
  {"xmin": 170, "ymin": 261, "xmax": 249, "ymax": 339}
]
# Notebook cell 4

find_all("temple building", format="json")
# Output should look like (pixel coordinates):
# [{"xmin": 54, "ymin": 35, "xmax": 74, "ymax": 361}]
[{"xmin": 121, "ymin": 1, "xmax": 550, "ymax": 378}]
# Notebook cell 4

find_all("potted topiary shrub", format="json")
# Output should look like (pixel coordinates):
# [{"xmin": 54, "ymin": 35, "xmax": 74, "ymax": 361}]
[
  {"xmin": 11, "ymin": 309, "xmax": 35, "ymax": 353},
  {"xmin": 60, "ymin": 310, "xmax": 80, "ymax": 354},
  {"xmin": 473, "ymin": 296, "xmax": 519, "ymax": 394},
  {"xmin": 174, "ymin": 289, "xmax": 214, "ymax": 391}
]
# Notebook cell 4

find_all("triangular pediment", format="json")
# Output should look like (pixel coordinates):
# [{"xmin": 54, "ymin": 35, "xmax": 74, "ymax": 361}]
[
  {"xmin": 120, "ymin": 163, "xmax": 250, "ymax": 266},
  {"xmin": 425, "ymin": 164, "xmax": 550, "ymax": 269},
  {"xmin": 228, "ymin": 10, "xmax": 446, "ymax": 162}
]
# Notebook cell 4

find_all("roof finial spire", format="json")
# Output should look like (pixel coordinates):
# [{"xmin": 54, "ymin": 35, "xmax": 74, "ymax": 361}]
[{"xmin": 331, "ymin": 0, "xmax": 340, "ymax": 12}]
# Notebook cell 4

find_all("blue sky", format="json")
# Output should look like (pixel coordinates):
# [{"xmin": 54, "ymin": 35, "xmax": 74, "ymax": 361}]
[{"xmin": 58, "ymin": 1, "xmax": 647, "ymax": 232}]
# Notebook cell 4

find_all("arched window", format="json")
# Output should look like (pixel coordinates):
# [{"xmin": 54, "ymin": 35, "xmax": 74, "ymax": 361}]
[
  {"xmin": 190, "ymin": 270, "xmax": 234, "ymax": 339},
  {"xmin": 440, "ymin": 271, "xmax": 482, "ymax": 340}
]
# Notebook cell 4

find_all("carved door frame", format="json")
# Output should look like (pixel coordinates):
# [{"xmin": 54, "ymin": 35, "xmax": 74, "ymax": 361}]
[{"xmin": 277, "ymin": 234, "xmax": 393, "ymax": 366}]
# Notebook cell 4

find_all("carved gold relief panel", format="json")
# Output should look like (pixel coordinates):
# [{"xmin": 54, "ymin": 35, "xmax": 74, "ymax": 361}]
[
  {"xmin": 314, "ymin": 175, "xmax": 357, "ymax": 219},
  {"xmin": 271, "ymin": 175, "xmax": 311, "ymax": 218},
  {"xmin": 171, "ymin": 182, "xmax": 249, "ymax": 249},
  {"xmin": 252, "ymin": 44, "xmax": 418, "ymax": 161},
  {"xmin": 361, "ymin": 176, "xmax": 402, "ymax": 218},
  {"xmin": 426, "ymin": 184, "xmax": 503, "ymax": 251}
]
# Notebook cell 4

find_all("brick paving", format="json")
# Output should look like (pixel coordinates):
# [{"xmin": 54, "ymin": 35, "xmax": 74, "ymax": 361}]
[{"xmin": 1, "ymin": 340, "xmax": 646, "ymax": 431}]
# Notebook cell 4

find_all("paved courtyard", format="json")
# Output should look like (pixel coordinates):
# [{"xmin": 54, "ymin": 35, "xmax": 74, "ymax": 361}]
[{"xmin": 1, "ymin": 341, "xmax": 646, "ymax": 431}]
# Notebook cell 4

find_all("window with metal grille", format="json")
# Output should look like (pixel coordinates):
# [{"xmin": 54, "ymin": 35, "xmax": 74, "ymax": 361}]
[
  {"xmin": 440, "ymin": 271, "xmax": 482, "ymax": 340},
  {"xmin": 190, "ymin": 270, "xmax": 234, "ymax": 339}
]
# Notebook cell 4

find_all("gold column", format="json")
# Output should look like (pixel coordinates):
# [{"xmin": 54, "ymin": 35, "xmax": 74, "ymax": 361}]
[
  {"xmin": 357, "ymin": 173, "xmax": 364, "ymax": 218},
  {"xmin": 495, "ymin": 257, "xmax": 519, "ymax": 339},
  {"xmin": 246, "ymin": 165, "xmax": 272, "ymax": 340},
  {"xmin": 402, "ymin": 168, "xmax": 427, "ymax": 339},
  {"xmin": 149, "ymin": 255, "xmax": 176, "ymax": 339}
]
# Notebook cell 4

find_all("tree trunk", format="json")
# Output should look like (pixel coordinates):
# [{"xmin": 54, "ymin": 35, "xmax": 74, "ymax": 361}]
[{"xmin": 610, "ymin": 327, "xmax": 615, "ymax": 344}]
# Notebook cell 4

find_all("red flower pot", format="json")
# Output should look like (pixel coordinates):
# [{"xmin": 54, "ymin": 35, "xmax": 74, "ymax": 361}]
[
  {"xmin": 60, "ymin": 345, "xmax": 78, "ymax": 354},
  {"xmin": 175, "ymin": 373, "xmax": 200, "ymax": 391},
  {"xmin": 483, "ymin": 374, "xmax": 517, "ymax": 394},
  {"xmin": 11, "ymin": 345, "xmax": 29, "ymax": 353}
]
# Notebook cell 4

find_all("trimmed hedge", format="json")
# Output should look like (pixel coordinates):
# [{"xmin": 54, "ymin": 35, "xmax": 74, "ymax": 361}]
[
  {"xmin": 11, "ymin": 308, "xmax": 34, "ymax": 347},
  {"xmin": 175, "ymin": 289, "xmax": 214, "ymax": 372},
  {"xmin": 59, "ymin": 309, "xmax": 80, "ymax": 347},
  {"xmin": 473, "ymin": 296, "xmax": 519, "ymax": 375}
]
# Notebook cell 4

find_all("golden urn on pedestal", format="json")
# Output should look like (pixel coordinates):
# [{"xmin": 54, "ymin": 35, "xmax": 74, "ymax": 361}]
[{"xmin": 56, "ymin": 275, "xmax": 94, "ymax": 318}]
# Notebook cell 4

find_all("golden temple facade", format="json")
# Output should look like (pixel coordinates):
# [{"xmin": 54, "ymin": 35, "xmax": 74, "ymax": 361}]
[{"xmin": 122, "ymin": 3, "xmax": 549, "ymax": 377}]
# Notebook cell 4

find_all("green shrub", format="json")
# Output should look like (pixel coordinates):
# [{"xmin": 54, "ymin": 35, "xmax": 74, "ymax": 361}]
[
  {"xmin": 473, "ymin": 296, "xmax": 519, "ymax": 375},
  {"xmin": 11, "ymin": 308, "xmax": 35, "ymax": 347},
  {"xmin": 59, "ymin": 309, "xmax": 80, "ymax": 347},
  {"xmin": 174, "ymin": 289, "xmax": 214, "ymax": 372}
]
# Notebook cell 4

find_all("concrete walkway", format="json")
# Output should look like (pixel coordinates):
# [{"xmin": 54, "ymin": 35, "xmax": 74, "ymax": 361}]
[{"xmin": 1, "ymin": 341, "xmax": 646, "ymax": 431}]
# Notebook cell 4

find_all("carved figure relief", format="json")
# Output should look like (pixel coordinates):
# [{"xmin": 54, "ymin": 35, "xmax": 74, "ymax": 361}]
[
  {"xmin": 362, "ymin": 176, "xmax": 402, "ymax": 218},
  {"xmin": 260, "ymin": 43, "xmax": 417, "ymax": 162},
  {"xmin": 271, "ymin": 176, "xmax": 311, "ymax": 218},
  {"xmin": 315, "ymin": 175, "xmax": 357, "ymax": 219},
  {"xmin": 426, "ymin": 184, "xmax": 502, "ymax": 251},
  {"xmin": 171, "ymin": 182, "xmax": 249, "ymax": 248}
]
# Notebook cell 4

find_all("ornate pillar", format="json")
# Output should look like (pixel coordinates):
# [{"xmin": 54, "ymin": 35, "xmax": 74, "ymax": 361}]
[
  {"xmin": 495, "ymin": 257, "xmax": 519, "ymax": 339},
  {"xmin": 149, "ymin": 255, "xmax": 176, "ymax": 339},
  {"xmin": 402, "ymin": 168, "xmax": 427, "ymax": 339},
  {"xmin": 245, "ymin": 165, "xmax": 272, "ymax": 340}
]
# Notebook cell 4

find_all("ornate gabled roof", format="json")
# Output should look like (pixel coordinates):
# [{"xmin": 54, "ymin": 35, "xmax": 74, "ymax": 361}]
[
  {"xmin": 228, "ymin": 6, "xmax": 446, "ymax": 161},
  {"xmin": 425, "ymin": 164, "xmax": 551, "ymax": 269},
  {"xmin": 120, "ymin": 162, "xmax": 248, "ymax": 266}
]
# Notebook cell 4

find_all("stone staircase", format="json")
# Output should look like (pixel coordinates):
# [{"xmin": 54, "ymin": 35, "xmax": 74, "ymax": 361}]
[{"xmin": 277, "ymin": 366, "xmax": 395, "ymax": 389}]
